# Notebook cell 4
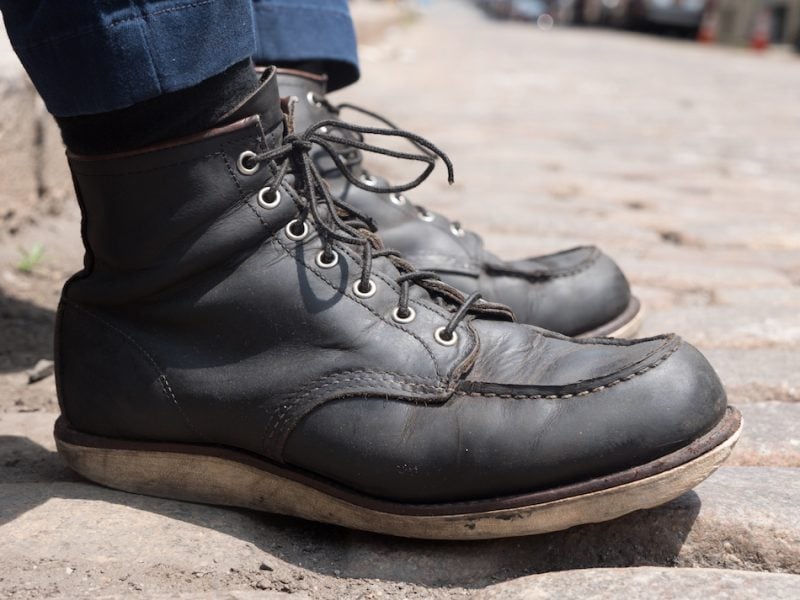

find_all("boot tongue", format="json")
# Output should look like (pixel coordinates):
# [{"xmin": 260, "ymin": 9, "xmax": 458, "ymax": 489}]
[
  {"xmin": 275, "ymin": 69, "xmax": 329, "ymax": 95},
  {"xmin": 217, "ymin": 67, "xmax": 284, "ymax": 129}
]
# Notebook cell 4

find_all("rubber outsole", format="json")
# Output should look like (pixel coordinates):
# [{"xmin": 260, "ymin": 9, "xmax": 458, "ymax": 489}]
[
  {"xmin": 578, "ymin": 296, "xmax": 644, "ymax": 339},
  {"xmin": 54, "ymin": 407, "xmax": 741, "ymax": 540}
]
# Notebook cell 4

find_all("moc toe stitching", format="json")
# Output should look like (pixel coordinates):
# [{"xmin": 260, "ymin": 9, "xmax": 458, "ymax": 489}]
[
  {"xmin": 461, "ymin": 326, "xmax": 679, "ymax": 397},
  {"xmin": 514, "ymin": 248, "xmax": 631, "ymax": 335},
  {"xmin": 535, "ymin": 246, "xmax": 600, "ymax": 281},
  {"xmin": 488, "ymin": 246, "xmax": 599, "ymax": 283},
  {"xmin": 453, "ymin": 340, "xmax": 681, "ymax": 400}
]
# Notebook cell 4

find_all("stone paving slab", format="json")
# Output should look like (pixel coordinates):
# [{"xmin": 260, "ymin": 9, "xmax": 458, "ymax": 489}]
[
  {"xmin": 704, "ymin": 349, "xmax": 800, "ymax": 404},
  {"xmin": 475, "ymin": 567, "xmax": 800, "ymax": 599},
  {"xmin": 639, "ymin": 305, "xmax": 800, "ymax": 349},
  {"xmin": 731, "ymin": 404, "xmax": 800, "ymax": 466},
  {"xmin": 87, "ymin": 594, "xmax": 298, "ymax": 600},
  {"xmin": 620, "ymin": 259, "xmax": 793, "ymax": 292}
]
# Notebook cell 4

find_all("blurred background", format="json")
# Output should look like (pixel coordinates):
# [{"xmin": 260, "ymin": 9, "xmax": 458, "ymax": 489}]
[{"xmin": 476, "ymin": 0, "xmax": 800, "ymax": 50}]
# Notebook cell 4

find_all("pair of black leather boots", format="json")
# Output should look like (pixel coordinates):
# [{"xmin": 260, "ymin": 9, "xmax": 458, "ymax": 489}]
[{"xmin": 54, "ymin": 68, "xmax": 741, "ymax": 539}]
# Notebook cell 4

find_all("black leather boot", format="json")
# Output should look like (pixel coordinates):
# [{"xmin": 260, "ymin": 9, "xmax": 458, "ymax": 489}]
[
  {"xmin": 276, "ymin": 69, "xmax": 642, "ymax": 338},
  {"xmin": 54, "ymin": 68, "xmax": 741, "ymax": 540}
]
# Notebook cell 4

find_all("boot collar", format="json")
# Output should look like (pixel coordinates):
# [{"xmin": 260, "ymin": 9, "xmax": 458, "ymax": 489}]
[{"xmin": 68, "ymin": 67, "xmax": 285, "ymax": 161}]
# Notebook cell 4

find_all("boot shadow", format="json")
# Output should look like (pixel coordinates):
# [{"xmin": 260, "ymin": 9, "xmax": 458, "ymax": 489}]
[
  {"xmin": 1, "ymin": 434, "xmax": 702, "ymax": 589},
  {"xmin": 0, "ymin": 288, "xmax": 56, "ymax": 374}
]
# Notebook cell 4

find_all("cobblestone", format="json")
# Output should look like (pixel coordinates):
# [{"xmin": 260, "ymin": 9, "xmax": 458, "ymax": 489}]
[
  {"xmin": 731, "ymin": 403, "xmax": 800, "ymax": 466},
  {"xmin": 704, "ymin": 348, "xmax": 800, "ymax": 404},
  {"xmin": 476, "ymin": 568, "xmax": 800, "ymax": 599}
]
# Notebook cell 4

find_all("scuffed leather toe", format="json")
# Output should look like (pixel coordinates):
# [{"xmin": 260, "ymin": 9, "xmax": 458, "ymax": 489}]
[{"xmin": 485, "ymin": 246, "xmax": 632, "ymax": 336}]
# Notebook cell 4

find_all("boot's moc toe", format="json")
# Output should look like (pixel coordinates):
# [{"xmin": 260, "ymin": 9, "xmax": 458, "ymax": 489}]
[
  {"xmin": 276, "ymin": 69, "xmax": 643, "ymax": 338},
  {"xmin": 55, "ymin": 68, "xmax": 741, "ymax": 540}
]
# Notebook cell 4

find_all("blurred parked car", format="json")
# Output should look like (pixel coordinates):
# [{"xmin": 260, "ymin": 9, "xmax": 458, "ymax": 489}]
[
  {"xmin": 476, "ymin": 0, "xmax": 513, "ymax": 19},
  {"xmin": 510, "ymin": 0, "xmax": 553, "ymax": 21},
  {"xmin": 477, "ymin": 0, "xmax": 559, "ymax": 22},
  {"xmin": 576, "ymin": 0, "xmax": 708, "ymax": 31}
]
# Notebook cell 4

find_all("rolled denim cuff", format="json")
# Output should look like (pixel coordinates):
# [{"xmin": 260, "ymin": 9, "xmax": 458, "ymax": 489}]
[
  {"xmin": 251, "ymin": 0, "xmax": 359, "ymax": 91},
  {"xmin": 3, "ymin": 0, "xmax": 256, "ymax": 116}
]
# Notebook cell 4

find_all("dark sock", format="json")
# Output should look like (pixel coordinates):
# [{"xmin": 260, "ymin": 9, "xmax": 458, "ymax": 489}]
[{"xmin": 57, "ymin": 59, "xmax": 259, "ymax": 155}]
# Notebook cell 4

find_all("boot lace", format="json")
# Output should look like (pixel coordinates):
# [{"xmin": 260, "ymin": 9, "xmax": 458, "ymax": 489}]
[
  {"xmin": 241, "ymin": 105, "xmax": 511, "ymax": 343},
  {"xmin": 308, "ymin": 93, "xmax": 467, "ymax": 236}
]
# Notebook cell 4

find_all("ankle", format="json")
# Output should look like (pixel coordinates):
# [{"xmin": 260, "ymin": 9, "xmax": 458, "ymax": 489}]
[{"xmin": 57, "ymin": 59, "xmax": 260, "ymax": 155}]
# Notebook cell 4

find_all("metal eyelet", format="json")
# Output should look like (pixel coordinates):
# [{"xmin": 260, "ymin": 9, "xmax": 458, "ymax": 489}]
[
  {"xmin": 237, "ymin": 151, "xmax": 259, "ymax": 176},
  {"xmin": 450, "ymin": 223, "xmax": 465, "ymax": 237},
  {"xmin": 257, "ymin": 187, "xmax": 281, "ymax": 209},
  {"xmin": 418, "ymin": 210, "xmax": 436, "ymax": 223},
  {"xmin": 315, "ymin": 250, "xmax": 339, "ymax": 269},
  {"xmin": 352, "ymin": 279, "xmax": 377, "ymax": 299},
  {"xmin": 359, "ymin": 173, "xmax": 377, "ymax": 187},
  {"xmin": 319, "ymin": 126, "xmax": 329, "ymax": 134},
  {"xmin": 306, "ymin": 91, "xmax": 322, "ymax": 107},
  {"xmin": 391, "ymin": 306, "xmax": 416, "ymax": 324},
  {"xmin": 434, "ymin": 326, "xmax": 458, "ymax": 347},
  {"xmin": 390, "ymin": 193, "xmax": 407, "ymax": 206},
  {"xmin": 285, "ymin": 219, "xmax": 310, "ymax": 242}
]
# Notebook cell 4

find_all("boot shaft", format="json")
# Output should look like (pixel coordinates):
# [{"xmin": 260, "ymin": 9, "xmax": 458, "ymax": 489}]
[{"xmin": 68, "ymin": 78, "xmax": 285, "ymax": 290}]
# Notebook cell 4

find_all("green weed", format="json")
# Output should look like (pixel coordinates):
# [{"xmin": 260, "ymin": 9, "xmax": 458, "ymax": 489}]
[{"xmin": 17, "ymin": 243, "xmax": 45, "ymax": 273}]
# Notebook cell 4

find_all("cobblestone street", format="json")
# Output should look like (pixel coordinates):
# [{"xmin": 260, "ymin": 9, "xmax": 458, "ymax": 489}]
[{"xmin": 1, "ymin": 0, "xmax": 799, "ymax": 597}]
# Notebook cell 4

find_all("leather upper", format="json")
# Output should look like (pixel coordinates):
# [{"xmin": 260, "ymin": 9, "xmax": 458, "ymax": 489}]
[{"xmin": 56, "ymin": 69, "xmax": 728, "ymax": 504}]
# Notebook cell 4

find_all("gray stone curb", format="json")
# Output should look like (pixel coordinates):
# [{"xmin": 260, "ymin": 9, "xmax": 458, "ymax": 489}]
[{"xmin": 475, "ymin": 567, "xmax": 800, "ymax": 600}]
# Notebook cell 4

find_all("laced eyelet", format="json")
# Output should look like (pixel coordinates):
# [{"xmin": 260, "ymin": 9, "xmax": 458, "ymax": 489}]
[
  {"xmin": 391, "ymin": 306, "xmax": 416, "ymax": 324},
  {"xmin": 418, "ymin": 210, "xmax": 436, "ymax": 223},
  {"xmin": 315, "ymin": 250, "xmax": 339, "ymax": 269},
  {"xmin": 285, "ymin": 219, "xmax": 310, "ymax": 242},
  {"xmin": 352, "ymin": 279, "xmax": 377, "ymax": 299},
  {"xmin": 390, "ymin": 193, "xmax": 407, "ymax": 206},
  {"xmin": 450, "ymin": 223, "xmax": 465, "ymax": 237},
  {"xmin": 237, "ymin": 151, "xmax": 259, "ymax": 176},
  {"xmin": 257, "ymin": 187, "xmax": 281, "ymax": 209},
  {"xmin": 306, "ymin": 91, "xmax": 322, "ymax": 107},
  {"xmin": 359, "ymin": 173, "xmax": 377, "ymax": 187},
  {"xmin": 434, "ymin": 327, "xmax": 458, "ymax": 347}
]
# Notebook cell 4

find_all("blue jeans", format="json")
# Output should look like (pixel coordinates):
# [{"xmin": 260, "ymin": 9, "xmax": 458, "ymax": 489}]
[{"xmin": 0, "ymin": 0, "xmax": 358, "ymax": 117}]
